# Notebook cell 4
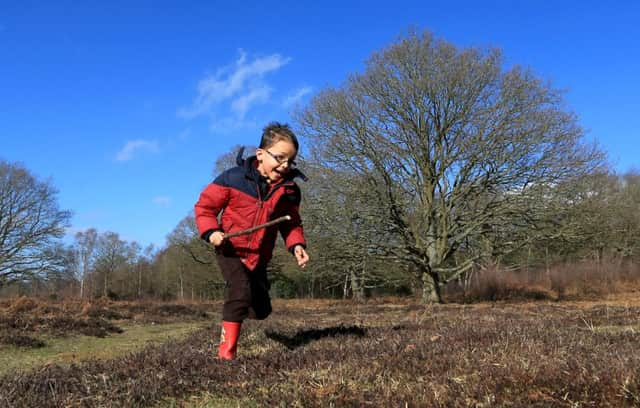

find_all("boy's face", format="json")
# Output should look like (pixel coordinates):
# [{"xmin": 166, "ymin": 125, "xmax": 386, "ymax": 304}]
[{"xmin": 256, "ymin": 140, "xmax": 297, "ymax": 183}]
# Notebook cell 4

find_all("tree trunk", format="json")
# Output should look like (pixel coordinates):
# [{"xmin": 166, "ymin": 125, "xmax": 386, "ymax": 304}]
[
  {"xmin": 351, "ymin": 269, "xmax": 364, "ymax": 302},
  {"xmin": 342, "ymin": 273, "xmax": 349, "ymax": 299},
  {"xmin": 421, "ymin": 270, "xmax": 443, "ymax": 304},
  {"xmin": 179, "ymin": 273, "xmax": 184, "ymax": 301}
]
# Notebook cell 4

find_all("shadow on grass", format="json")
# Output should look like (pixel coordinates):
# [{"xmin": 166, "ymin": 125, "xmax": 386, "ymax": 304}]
[{"xmin": 264, "ymin": 325, "xmax": 367, "ymax": 350}]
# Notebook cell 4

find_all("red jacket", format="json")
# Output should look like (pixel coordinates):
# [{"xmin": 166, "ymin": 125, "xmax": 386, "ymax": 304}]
[{"xmin": 194, "ymin": 155, "xmax": 306, "ymax": 271}]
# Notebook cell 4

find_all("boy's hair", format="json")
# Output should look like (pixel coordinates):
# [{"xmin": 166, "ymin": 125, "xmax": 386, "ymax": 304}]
[{"xmin": 260, "ymin": 122, "xmax": 299, "ymax": 152}]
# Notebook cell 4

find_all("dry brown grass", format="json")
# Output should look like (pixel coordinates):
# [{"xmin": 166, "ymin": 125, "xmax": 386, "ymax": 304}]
[
  {"xmin": 1, "ymin": 296, "xmax": 639, "ymax": 407},
  {"xmin": 447, "ymin": 261, "xmax": 640, "ymax": 303},
  {"xmin": 0, "ymin": 297, "xmax": 216, "ymax": 349}
]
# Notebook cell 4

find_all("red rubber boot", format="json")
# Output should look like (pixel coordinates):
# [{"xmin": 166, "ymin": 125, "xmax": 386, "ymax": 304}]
[{"xmin": 218, "ymin": 321, "xmax": 241, "ymax": 360}]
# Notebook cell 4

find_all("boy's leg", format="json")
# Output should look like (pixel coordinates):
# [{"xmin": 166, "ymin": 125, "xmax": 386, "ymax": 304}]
[
  {"xmin": 216, "ymin": 254, "xmax": 252, "ymax": 322},
  {"xmin": 215, "ymin": 254, "xmax": 251, "ymax": 359},
  {"xmin": 248, "ymin": 264, "xmax": 272, "ymax": 320}
]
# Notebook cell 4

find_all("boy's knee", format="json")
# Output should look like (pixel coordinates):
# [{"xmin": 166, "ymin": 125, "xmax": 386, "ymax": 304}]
[
  {"xmin": 254, "ymin": 307, "xmax": 272, "ymax": 320},
  {"xmin": 222, "ymin": 300, "xmax": 250, "ymax": 322},
  {"xmin": 248, "ymin": 303, "xmax": 272, "ymax": 320},
  {"xmin": 225, "ymin": 280, "xmax": 251, "ymax": 302}
]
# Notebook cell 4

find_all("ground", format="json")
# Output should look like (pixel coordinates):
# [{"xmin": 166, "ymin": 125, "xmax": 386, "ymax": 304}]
[{"xmin": 1, "ymin": 295, "xmax": 639, "ymax": 407}]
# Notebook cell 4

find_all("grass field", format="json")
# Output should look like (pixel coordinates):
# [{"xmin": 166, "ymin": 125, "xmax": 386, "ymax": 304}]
[
  {"xmin": 1, "ymin": 296, "xmax": 639, "ymax": 407},
  {"xmin": 0, "ymin": 321, "xmax": 207, "ymax": 377}
]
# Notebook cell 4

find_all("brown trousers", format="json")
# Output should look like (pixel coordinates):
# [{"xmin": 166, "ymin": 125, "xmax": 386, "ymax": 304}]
[{"xmin": 215, "ymin": 253, "xmax": 272, "ymax": 322}]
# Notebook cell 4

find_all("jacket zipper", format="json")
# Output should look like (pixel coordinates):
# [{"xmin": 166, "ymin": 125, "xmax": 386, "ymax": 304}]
[
  {"xmin": 264, "ymin": 180, "xmax": 293, "ymax": 201},
  {"xmin": 244, "ymin": 182, "xmax": 265, "ymax": 262},
  {"xmin": 244, "ymin": 180, "xmax": 292, "ymax": 262}
]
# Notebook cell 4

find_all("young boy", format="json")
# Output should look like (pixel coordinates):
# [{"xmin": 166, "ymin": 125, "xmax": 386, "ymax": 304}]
[{"xmin": 194, "ymin": 122, "xmax": 309, "ymax": 360}]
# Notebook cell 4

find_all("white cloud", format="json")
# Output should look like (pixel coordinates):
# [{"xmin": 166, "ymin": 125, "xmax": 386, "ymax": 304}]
[
  {"xmin": 178, "ymin": 128, "xmax": 191, "ymax": 140},
  {"xmin": 283, "ymin": 86, "xmax": 313, "ymax": 108},
  {"xmin": 115, "ymin": 139, "xmax": 159, "ymax": 161},
  {"xmin": 152, "ymin": 196, "xmax": 171, "ymax": 207},
  {"xmin": 209, "ymin": 116, "xmax": 259, "ymax": 134},
  {"xmin": 178, "ymin": 50, "xmax": 291, "ymax": 122},
  {"xmin": 231, "ymin": 84, "xmax": 272, "ymax": 119}
]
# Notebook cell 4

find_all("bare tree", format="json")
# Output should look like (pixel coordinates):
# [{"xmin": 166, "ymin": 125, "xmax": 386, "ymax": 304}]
[
  {"xmin": 93, "ymin": 232, "xmax": 128, "ymax": 298},
  {"xmin": 136, "ymin": 244, "xmax": 155, "ymax": 299},
  {"xmin": 214, "ymin": 144, "xmax": 258, "ymax": 177},
  {"xmin": 545, "ymin": 170, "xmax": 640, "ymax": 266},
  {"xmin": 302, "ymin": 163, "xmax": 410, "ymax": 300},
  {"xmin": 0, "ymin": 160, "xmax": 71, "ymax": 287},
  {"xmin": 172, "ymin": 215, "xmax": 227, "ymax": 296},
  {"xmin": 296, "ymin": 30, "xmax": 604, "ymax": 302},
  {"xmin": 73, "ymin": 228, "xmax": 97, "ymax": 298},
  {"xmin": 609, "ymin": 171, "xmax": 640, "ymax": 265},
  {"xmin": 43, "ymin": 242, "xmax": 78, "ymax": 296},
  {"xmin": 167, "ymin": 215, "xmax": 216, "ymax": 266}
]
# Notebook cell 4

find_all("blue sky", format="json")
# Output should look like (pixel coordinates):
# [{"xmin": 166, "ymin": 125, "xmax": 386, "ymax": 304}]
[{"xmin": 1, "ymin": 1, "xmax": 638, "ymax": 249}]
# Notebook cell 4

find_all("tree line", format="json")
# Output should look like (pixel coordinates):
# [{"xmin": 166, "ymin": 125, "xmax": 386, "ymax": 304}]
[{"xmin": 2, "ymin": 30, "xmax": 638, "ymax": 302}]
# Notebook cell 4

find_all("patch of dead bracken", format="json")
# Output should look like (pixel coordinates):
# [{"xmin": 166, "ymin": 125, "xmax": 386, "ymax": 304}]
[
  {"xmin": 0, "ymin": 333, "xmax": 46, "ymax": 348},
  {"xmin": 0, "ymin": 298, "xmax": 217, "ymax": 352},
  {"xmin": 0, "ymin": 314, "xmax": 123, "ymax": 340}
]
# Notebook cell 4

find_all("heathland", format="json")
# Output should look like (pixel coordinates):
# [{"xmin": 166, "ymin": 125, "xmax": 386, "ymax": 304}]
[{"xmin": 1, "ymin": 292, "xmax": 639, "ymax": 407}]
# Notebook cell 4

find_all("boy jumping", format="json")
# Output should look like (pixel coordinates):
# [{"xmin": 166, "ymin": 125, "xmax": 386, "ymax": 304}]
[{"xmin": 194, "ymin": 122, "xmax": 309, "ymax": 359}]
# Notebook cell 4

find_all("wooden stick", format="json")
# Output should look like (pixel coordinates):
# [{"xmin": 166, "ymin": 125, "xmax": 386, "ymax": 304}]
[{"xmin": 223, "ymin": 215, "xmax": 292, "ymax": 239}]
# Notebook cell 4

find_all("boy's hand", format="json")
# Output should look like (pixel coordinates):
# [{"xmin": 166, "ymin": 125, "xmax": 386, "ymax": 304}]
[
  {"xmin": 293, "ymin": 245, "xmax": 309, "ymax": 268},
  {"xmin": 209, "ymin": 231, "xmax": 225, "ymax": 247}
]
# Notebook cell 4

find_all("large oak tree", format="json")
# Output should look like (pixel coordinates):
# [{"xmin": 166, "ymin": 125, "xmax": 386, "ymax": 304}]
[{"xmin": 296, "ymin": 31, "xmax": 603, "ymax": 302}]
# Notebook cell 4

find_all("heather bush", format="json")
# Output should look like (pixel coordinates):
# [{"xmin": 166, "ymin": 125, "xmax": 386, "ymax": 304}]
[
  {"xmin": 0, "ymin": 299, "xmax": 214, "ymax": 344},
  {"xmin": 0, "ymin": 334, "xmax": 46, "ymax": 348}
]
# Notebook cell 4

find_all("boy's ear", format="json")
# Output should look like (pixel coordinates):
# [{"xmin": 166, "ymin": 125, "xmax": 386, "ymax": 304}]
[{"xmin": 255, "ymin": 148, "xmax": 263, "ymax": 161}]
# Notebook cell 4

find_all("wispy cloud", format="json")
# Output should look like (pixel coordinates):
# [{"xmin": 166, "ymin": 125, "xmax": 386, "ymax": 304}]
[
  {"xmin": 231, "ymin": 84, "xmax": 272, "ymax": 119},
  {"xmin": 178, "ymin": 128, "xmax": 191, "ymax": 140},
  {"xmin": 283, "ymin": 86, "xmax": 313, "ymax": 108},
  {"xmin": 209, "ymin": 116, "xmax": 260, "ymax": 134},
  {"xmin": 178, "ymin": 50, "xmax": 291, "ymax": 126},
  {"xmin": 115, "ymin": 139, "xmax": 159, "ymax": 161},
  {"xmin": 152, "ymin": 196, "xmax": 171, "ymax": 207}
]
